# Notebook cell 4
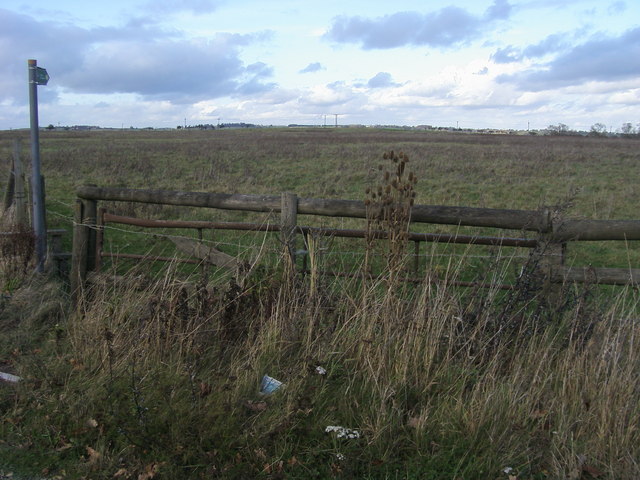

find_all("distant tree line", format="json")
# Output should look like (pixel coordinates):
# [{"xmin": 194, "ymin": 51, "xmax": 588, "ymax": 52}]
[{"xmin": 546, "ymin": 122, "xmax": 639, "ymax": 138}]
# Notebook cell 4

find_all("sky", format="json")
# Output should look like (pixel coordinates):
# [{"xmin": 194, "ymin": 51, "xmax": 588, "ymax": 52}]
[{"xmin": 1, "ymin": 0, "xmax": 638, "ymax": 131}]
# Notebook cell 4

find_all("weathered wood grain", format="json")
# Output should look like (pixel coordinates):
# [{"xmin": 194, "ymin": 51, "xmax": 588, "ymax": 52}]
[
  {"xmin": 551, "ymin": 265, "xmax": 640, "ymax": 285},
  {"xmin": 169, "ymin": 236, "xmax": 240, "ymax": 271},
  {"xmin": 77, "ymin": 186, "xmax": 553, "ymax": 232}
]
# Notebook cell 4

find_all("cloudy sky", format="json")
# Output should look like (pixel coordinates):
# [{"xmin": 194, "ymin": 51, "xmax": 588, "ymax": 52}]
[{"xmin": 1, "ymin": 0, "xmax": 638, "ymax": 131}]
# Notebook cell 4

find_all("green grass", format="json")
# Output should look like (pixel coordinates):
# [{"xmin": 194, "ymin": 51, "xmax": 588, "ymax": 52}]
[
  {"xmin": 1, "ymin": 258, "xmax": 638, "ymax": 479},
  {"xmin": 1, "ymin": 128, "xmax": 639, "ymax": 479},
  {"xmin": 2, "ymin": 127, "xmax": 637, "ymax": 277}
]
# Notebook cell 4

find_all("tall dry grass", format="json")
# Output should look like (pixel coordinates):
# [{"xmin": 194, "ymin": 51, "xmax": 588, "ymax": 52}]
[
  {"xmin": 1, "ymin": 145, "xmax": 639, "ymax": 478},
  {"xmin": 1, "ymin": 236, "xmax": 638, "ymax": 478}
]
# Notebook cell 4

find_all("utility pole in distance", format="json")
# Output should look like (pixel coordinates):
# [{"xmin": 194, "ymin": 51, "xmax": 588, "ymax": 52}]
[{"xmin": 28, "ymin": 59, "xmax": 49, "ymax": 273}]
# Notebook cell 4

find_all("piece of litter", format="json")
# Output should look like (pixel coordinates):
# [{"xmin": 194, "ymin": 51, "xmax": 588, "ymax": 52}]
[
  {"xmin": 315, "ymin": 366, "xmax": 327, "ymax": 375},
  {"xmin": 325, "ymin": 425, "xmax": 361, "ymax": 439},
  {"xmin": 260, "ymin": 375, "xmax": 284, "ymax": 395},
  {"xmin": 503, "ymin": 467, "xmax": 514, "ymax": 474},
  {"xmin": 0, "ymin": 372, "xmax": 21, "ymax": 383}
]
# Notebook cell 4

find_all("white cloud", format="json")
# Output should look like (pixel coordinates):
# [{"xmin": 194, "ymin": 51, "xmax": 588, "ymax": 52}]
[
  {"xmin": 497, "ymin": 27, "xmax": 640, "ymax": 90},
  {"xmin": 0, "ymin": 0, "xmax": 638, "ymax": 130},
  {"xmin": 0, "ymin": 8, "xmax": 275, "ymax": 106},
  {"xmin": 299, "ymin": 62, "xmax": 325, "ymax": 74},
  {"xmin": 325, "ymin": 1, "xmax": 513, "ymax": 49}
]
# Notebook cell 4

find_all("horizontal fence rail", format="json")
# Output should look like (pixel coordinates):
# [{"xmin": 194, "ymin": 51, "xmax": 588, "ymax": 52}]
[
  {"xmin": 77, "ymin": 185, "xmax": 640, "ymax": 241},
  {"xmin": 102, "ymin": 211, "xmax": 539, "ymax": 248},
  {"xmin": 552, "ymin": 219, "xmax": 640, "ymax": 241},
  {"xmin": 77, "ymin": 185, "xmax": 552, "ymax": 232},
  {"xmin": 71, "ymin": 185, "xmax": 640, "ymax": 304}
]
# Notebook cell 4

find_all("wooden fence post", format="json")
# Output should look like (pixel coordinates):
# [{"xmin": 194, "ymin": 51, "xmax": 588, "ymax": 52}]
[
  {"xmin": 48, "ymin": 229, "xmax": 66, "ymax": 276},
  {"xmin": 13, "ymin": 140, "xmax": 27, "ymax": 227},
  {"xmin": 70, "ymin": 199, "xmax": 89, "ymax": 307},
  {"xmin": 95, "ymin": 207, "xmax": 106, "ymax": 272},
  {"xmin": 2, "ymin": 140, "xmax": 26, "ymax": 223},
  {"xmin": 82, "ymin": 198, "xmax": 98, "ymax": 271},
  {"xmin": 540, "ymin": 210, "xmax": 566, "ymax": 305},
  {"xmin": 413, "ymin": 240, "xmax": 421, "ymax": 275},
  {"xmin": 2, "ymin": 154, "xmax": 15, "ymax": 214},
  {"xmin": 281, "ymin": 192, "xmax": 298, "ymax": 271}
]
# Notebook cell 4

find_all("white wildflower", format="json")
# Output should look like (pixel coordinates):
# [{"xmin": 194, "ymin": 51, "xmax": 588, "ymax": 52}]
[
  {"xmin": 325, "ymin": 425, "xmax": 361, "ymax": 439},
  {"xmin": 503, "ymin": 467, "xmax": 514, "ymax": 474},
  {"xmin": 315, "ymin": 366, "xmax": 327, "ymax": 375},
  {"xmin": 335, "ymin": 453, "xmax": 346, "ymax": 461}
]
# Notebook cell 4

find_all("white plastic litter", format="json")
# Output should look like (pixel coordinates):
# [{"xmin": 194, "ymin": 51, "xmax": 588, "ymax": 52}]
[
  {"xmin": 0, "ymin": 371, "xmax": 21, "ymax": 383},
  {"xmin": 260, "ymin": 375, "xmax": 284, "ymax": 395}
]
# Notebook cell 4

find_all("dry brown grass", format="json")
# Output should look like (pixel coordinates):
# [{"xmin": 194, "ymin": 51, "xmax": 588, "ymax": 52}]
[{"xmin": 0, "ymin": 130, "xmax": 639, "ymax": 478}]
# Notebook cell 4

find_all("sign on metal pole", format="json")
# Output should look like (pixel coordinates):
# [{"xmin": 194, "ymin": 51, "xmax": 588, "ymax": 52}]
[
  {"xmin": 28, "ymin": 59, "xmax": 49, "ymax": 273},
  {"xmin": 35, "ymin": 67, "xmax": 50, "ymax": 86}
]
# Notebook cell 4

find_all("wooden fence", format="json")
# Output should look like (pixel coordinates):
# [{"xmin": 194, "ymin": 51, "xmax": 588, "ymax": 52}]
[{"xmin": 71, "ymin": 185, "xmax": 640, "ymax": 301}]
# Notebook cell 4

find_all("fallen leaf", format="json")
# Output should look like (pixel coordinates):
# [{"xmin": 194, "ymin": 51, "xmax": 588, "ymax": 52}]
[
  {"xmin": 568, "ymin": 467, "xmax": 581, "ymax": 480},
  {"xmin": 70, "ymin": 358, "xmax": 85, "ymax": 371},
  {"xmin": 244, "ymin": 400, "xmax": 268, "ymax": 412},
  {"xmin": 407, "ymin": 416, "xmax": 420, "ymax": 428},
  {"xmin": 86, "ymin": 446, "xmax": 101, "ymax": 465},
  {"xmin": 138, "ymin": 462, "xmax": 161, "ymax": 480},
  {"xmin": 113, "ymin": 468, "xmax": 129, "ymax": 478},
  {"xmin": 582, "ymin": 464, "xmax": 604, "ymax": 478},
  {"xmin": 288, "ymin": 456, "xmax": 299, "ymax": 466},
  {"xmin": 86, "ymin": 418, "xmax": 99, "ymax": 428},
  {"xmin": 199, "ymin": 382, "xmax": 212, "ymax": 398}
]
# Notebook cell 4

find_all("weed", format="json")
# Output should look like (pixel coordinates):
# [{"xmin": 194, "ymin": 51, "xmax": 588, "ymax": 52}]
[
  {"xmin": 0, "ymin": 224, "xmax": 35, "ymax": 293},
  {"xmin": 1, "ymin": 130, "xmax": 639, "ymax": 478}
]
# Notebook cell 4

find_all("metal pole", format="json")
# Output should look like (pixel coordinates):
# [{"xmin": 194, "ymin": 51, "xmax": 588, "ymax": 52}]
[{"xmin": 28, "ymin": 59, "xmax": 47, "ymax": 272}]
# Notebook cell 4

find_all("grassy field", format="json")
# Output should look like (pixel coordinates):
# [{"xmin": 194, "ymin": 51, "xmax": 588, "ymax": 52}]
[
  {"xmin": 2, "ymin": 127, "xmax": 639, "ymax": 273},
  {"xmin": 0, "ymin": 128, "xmax": 639, "ymax": 479}
]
